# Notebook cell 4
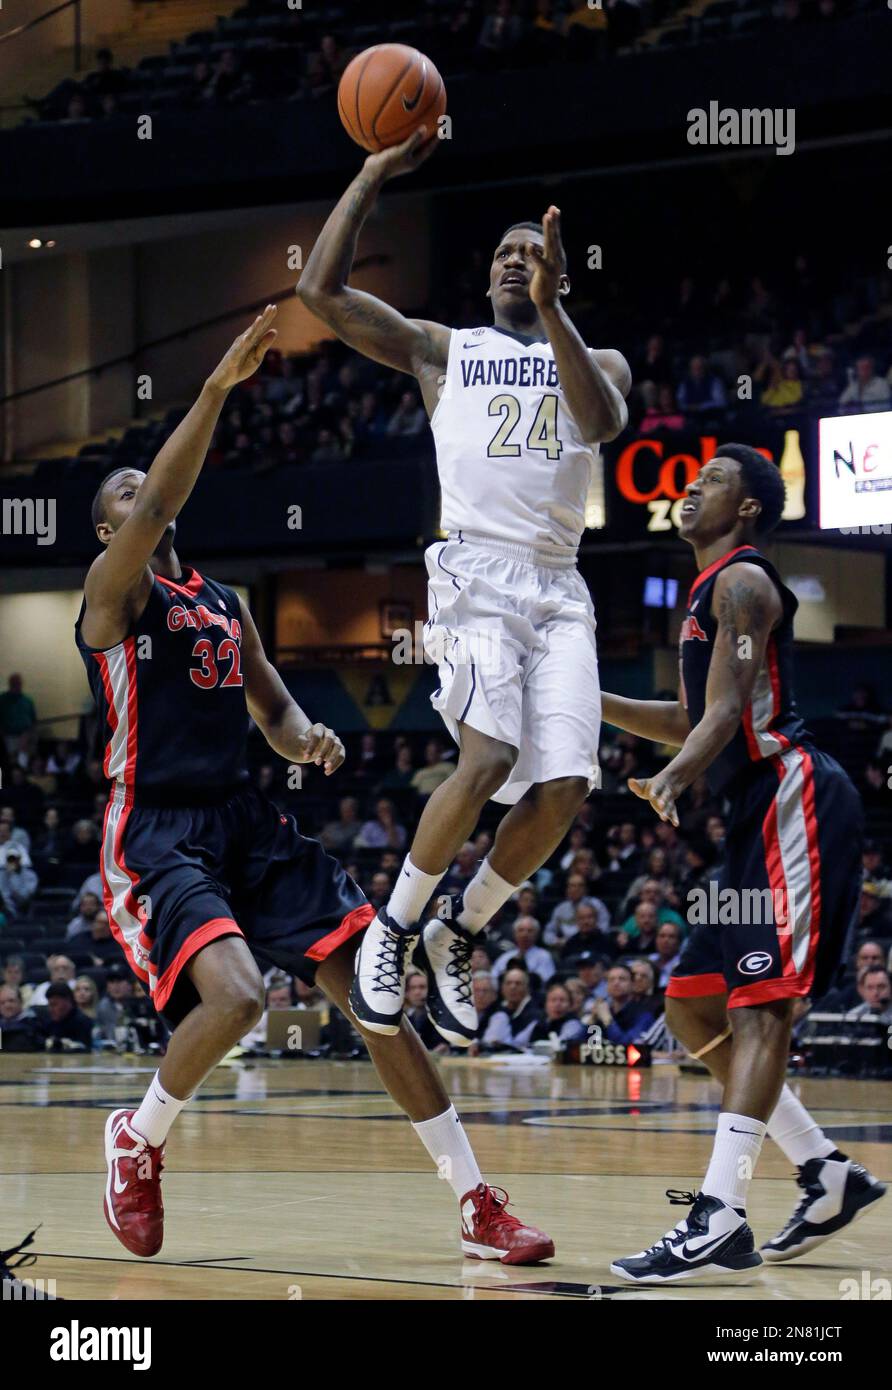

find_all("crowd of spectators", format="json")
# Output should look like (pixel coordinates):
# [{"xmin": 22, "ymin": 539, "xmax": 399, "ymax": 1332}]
[
  {"xmin": 26, "ymin": 0, "xmax": 870, "ymax": 128},
  {"xmin": 3, "ymin": 667, "xmax": 891, "ymax": 1061}
]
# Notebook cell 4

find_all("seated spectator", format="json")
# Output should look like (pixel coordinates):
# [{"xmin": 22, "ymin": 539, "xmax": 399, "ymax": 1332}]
[
  {"xmin": 0, "ymin": 984, "xmax": 40, "ymax": 1051},
  {"xmin": 404, "ymin": 969, "xmax": 447, "ymax": 1050},
  {"xmin": 470, "ymin": 970, "xmax": 499, "ymax": 1044},
  {"xmin": 844, "ymin": 966, "xmax": 892, "ymax": 1024},
  {"xmin": 492, "ymin": 916, "xmax": 555, "ymax": 985},
  {"xmin": 558, "ymin": 825, "xmax": 591, "ymax": 872},
  {"xmin": 839, "ymin": 355, "xmax": 891, "ymax": 411},
  {"xmin": 66, "ymin": 890, "xmax": 102, "ymax": 941},
  {"xmin": 641, "ymin": 385, "xmax": 685, "ymax": 433},
  {"xmin": 605, "ymin": 821, "xmax": 640, "ymax": 869},
  {"xmin": 319, "ymin": 796, "xmax": 361, "ymax": 854},
  {"xmin": 67, "ymin": 909, "xmax": 123, "ymax": 967},
  {"xmin": 28, "ymin": 954, "xmax": 77, "ymax": 1007},
  {"xmin": 820, "ymin": 940, "xmax": 886, "ymax": 1011},
  {"xmin": 3, "ymin": 954, "xmax": 27, "ymax": 999},
  {"xmin": 859, "ymin": 881, "xmax": 892, "ymax": 939},
  {"xmin": 376, "ymin": 744, "xmax": 416, "ymax": 792},
  {"xmin": 574, "ymin": 952, "xmax": 610, "ymax": 1011},
  {"xmin": 530, "ymin": 980, "xmax": 587, "ymax": 1046},
  {"xmin": 615, "ymin": 900, "xmax": 660, "ymax": 955},
  {"xmin": 73, "ymin": 975, "xmax": 100, "ymax": 1023},
  {"xmin": 649, "ymin": 922, "xmax": 683, "ymax": 990},
  {"xmin": 476, "ymin": 0, "xmax": 525, "ymax": 61},
  {"xmin": 624, "ymin": 877, "xmax": 686, "ymax": 932},
  {"xmin": 410, "ymin": 739, "xmax": 455, "ymax": 797},
  {"xmin": 37, "ymin": 982, "xmax": 93, "ymax": 1050},
  {"xmin": 676, "ymin": 354, "xmax": 727, "ymax": 413},
  {"xmin": 761, "ymin": 357, "xmax": 804, "ymax": 410},
  {"xmin": 862, "ymin": 840, "xmax": 889, "ymax": 885},
  {"xmin": 386, "ymin": 390, "xmax": 427, "ymax": 436},
  {"xmin": 95, "ymin": 965, "xmax": 135, "ymax": 1043},
  {"xmin": 441, "ymin": 842, "xmax": 479, "ymax": 897},
  {"xmin": 355, "ymin": 798, "xmax": 406, "ymax": 851},
  {"xmin": 27, "ymin": 756, "xmax": 57, "ymax": 799},
  {"xmin": 480, "ymin": 965, "xmax": 543, "ymax": 1050},
  {"xmin": 33, "ymin": 806, "xmax": 65, "ymax": 869},
  {"xmin": 629, "ymin": 958, "xmax": 662, "ymax": 1016},
  {"xmin": 587, "ymin": 963, "xmax": 657, "ymax": 1045},
  {"xmin": 47, "ymin": 739, "xmax": 81, "ymax": 781},
  {"xmin": 366, "ymin": 871, "xmax": 393, "ymax": 911},
  {"xmin": 354, "ymin": 732, "xmax": 386, "ymax": 782},
  {"xmin": 544, "ymin": 871, "xmax": 610, "ymax": 947},
  {"xmin": 559, "ymin": 902, "xmax": 614, "ymax": 968},
  {"xmin": 241, "ymin": 973, "xmax": 294, "ymax": 1051},
  {"xmin": 64, "ymin": 818, "xmax": 100, "ymax": 866},
  {"xmin": 0, "ymin": 806, "xmax": 30, "ymax": 853},
  {"xmin": 0, "ymin": 846, "xmax": 38, "ymax": 919}
]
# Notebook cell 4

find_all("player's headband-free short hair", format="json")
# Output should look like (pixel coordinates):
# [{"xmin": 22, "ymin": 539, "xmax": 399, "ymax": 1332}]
[
  {"xmin": 91, "ymin": 466, "xmax": 140, "ymax": 531},
  {"xmin": 500, "ymin": 221, "xmax": 568, "ymax": 272},
  {"xmin": 716, "ymin": 442, "xmax": 786, "ymax": 534}
]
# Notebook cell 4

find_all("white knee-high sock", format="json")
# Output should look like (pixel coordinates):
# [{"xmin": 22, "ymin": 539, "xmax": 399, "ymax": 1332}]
[
  {"xmin": 701, "ymin": 1112, "xmax": 767, "ymax": 1211},
  {"xmin": 456, "ymin": 858, "xmax": 518, "ymax": 934},
  {"xmin": 412, "ymin": 1105, "xmax": 484, "ymax": 1201},
  {"xmin": 767, "ymin": 1085, "xmax": 837, "ymax": 1166},
  {"xmin": 387, "ymin": 855, "xmax": 446, "ymax": 930},
  {"xmin": 131, "ymin": 1071, "xmax": 191, "ymax": 1147}
]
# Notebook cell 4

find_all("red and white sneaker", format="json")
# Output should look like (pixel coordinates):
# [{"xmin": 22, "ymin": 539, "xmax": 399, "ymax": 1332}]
[
  {"xmin": 103, "ymin": 1108, "xmax": 165, "ymax": 1257},
  {"xmin": 460, "ymin": 1184, "xmax": 555, "ymax": 1265}
]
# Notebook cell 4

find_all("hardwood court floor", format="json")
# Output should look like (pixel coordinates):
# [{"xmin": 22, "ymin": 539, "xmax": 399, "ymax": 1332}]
[{"xmin": 1, "ymin": 1052, "xmax": 889, "ymax": 1301}]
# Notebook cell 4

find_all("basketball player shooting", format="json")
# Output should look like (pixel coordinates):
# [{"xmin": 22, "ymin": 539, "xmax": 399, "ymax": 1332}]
[
  {"xmin": 297, "ymin": 128, "xmax": 632, "ymax": 1044},
  {"xmin": 80, "ymin": 306, "xmax": 554, "ymax": 1266},
  {"xmin": 600, "ymin": 445, "xmax": 885, "ymax": 1284}
]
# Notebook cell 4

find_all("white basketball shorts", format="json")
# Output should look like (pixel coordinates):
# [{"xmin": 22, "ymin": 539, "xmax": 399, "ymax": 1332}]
[{"xmin": 423, "ymin": 530, "xmax": 602, "ymax": 805}]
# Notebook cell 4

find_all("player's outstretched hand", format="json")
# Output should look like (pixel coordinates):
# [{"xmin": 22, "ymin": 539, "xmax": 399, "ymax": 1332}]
[
  {"xmin": 295, "ymin": 723, "xmax": 345, "ymax": 776},
  {"xmin": 365, "ymin": 126, "xmax": 440, "ymax": 183},
  {"xmin": 628, "ymin": 774, "xmax": 680, "ymax": 827},
  {"xmin": 207, "ymin": 305, "xmax": 279, "ymax": 393},
  {"xmin": 528, "ymin": 206, "xmax": 565, "ymax": 310}
]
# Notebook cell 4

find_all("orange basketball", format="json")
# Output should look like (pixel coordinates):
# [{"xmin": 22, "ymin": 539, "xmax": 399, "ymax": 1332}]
[{"xmin": 337, "ymin": 44, "xmax": 447, "ymax": 154}]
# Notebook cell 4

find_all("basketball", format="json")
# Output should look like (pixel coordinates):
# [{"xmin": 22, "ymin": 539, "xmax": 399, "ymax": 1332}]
[{"xmin": 337, "ymin": 44, "xmax": 446, "ymax": 153}]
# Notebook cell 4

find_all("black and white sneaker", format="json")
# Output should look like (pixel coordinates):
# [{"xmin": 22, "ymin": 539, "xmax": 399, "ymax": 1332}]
[
  {"xmin": 348, "ymin": 908, "xmax": 416, "ymax": 1036},
  {"xmin": 414, "ymin": 900, "xmax": 477, "ymax": 1046},
  {"xmin": 610, "ymin": 1190, "xmax": 763, "ymax": 1285},
  {"xmin": 761, "ymin": 1153, "xmax": 887, "ymax": 1263}
]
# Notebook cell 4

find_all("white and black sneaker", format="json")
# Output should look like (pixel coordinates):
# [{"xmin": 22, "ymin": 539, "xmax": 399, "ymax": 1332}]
[
  {"xmin": 610, "ymin": 1190, "xmax": 763, "ymax": 1285},
  {"xmin": 348, "ymin": 908, "xmax": 416, "ymax": 1036},
  {"xmin": 761, "ymin": 1152, "xmax": 887, "ymax": 1263},
  {"xmin": 414, "ymin": 899, "xmax": 478, "ymax": 1047}
]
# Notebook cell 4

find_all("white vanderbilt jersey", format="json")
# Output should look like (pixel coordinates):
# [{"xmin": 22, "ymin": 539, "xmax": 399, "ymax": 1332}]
[{"xmin": 430, "ymin": 325, "xmax": 602, "ymax": 555}]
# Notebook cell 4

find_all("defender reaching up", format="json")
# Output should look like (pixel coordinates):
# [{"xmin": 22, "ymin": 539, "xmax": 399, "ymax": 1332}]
[
  {"xmin": 80, "ymin": 308, "xmax": 554, "ymax": 1268},
  {"xmin": 298, "ymin": 128, "xmax": 631, "ymax": 1043}
]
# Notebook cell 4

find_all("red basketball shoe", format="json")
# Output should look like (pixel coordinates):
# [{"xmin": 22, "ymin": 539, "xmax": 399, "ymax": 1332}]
[
  {"xmin": 460, "ymin": 1184, "xmax": 555, "ymax": 1264},
  {"xmin": 103, "ymin": 1108, "xmax": 165, "ymax": 1257}
]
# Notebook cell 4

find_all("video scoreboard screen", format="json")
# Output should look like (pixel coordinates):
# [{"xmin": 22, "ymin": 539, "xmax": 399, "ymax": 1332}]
[{"xmin": 818, "ymin": 410, "xmax": 892, "ymax": 531}]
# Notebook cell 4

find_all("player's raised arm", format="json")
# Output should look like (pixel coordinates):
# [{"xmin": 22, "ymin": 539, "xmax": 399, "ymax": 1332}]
[
  {"xmin": 601, "ymin": 691, "xmax": 690, "ymax": 748},
  {"xmin": 296, "ymin": 129, "xmax": 450, "ymax": 386},
  {"xmin": 239, "ymin": 598, "xmax": 345, "ymax": 775},
  {"xmin": 527, "ymin": 207, "xmax": 630, "ymax": 442},
  {"xmin": 628, "ymin": 563, "xmax": 781, "ymax": 824},
  {"xmin": 83, "ymin": 308, "xmax": 278, "ymax": 639}
]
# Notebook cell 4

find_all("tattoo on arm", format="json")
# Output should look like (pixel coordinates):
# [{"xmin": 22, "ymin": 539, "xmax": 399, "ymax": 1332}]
[{"xmin": 716, "ymin": 578, "xmax": 770, "ymax": 680}]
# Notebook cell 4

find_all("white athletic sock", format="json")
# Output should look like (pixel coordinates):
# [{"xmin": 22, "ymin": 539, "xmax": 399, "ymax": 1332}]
[
  {"xmin": 456, "ymin": 858, "xmax": 519, "ymax": 935},
  {"xmin": 767, "ymin": 1085, "xmax": 836, "ymax": 1167},
  {"xmin": 702, "ymin": 1112, "xmax": 767, "ymax": 1211},
  {"xmin": 131, "ymin": 1071, "xmax": 191, "ymax": 1147},
  {"xmin": 386, "ymin": 855, "xmax": 446, "ymax": 930},
  {"xmin": 412, "ymin": 1104, "xmax": 484, "ymax": 1202}
]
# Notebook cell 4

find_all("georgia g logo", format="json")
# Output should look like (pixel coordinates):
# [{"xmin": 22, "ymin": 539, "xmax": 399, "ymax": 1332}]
[{"xmin": 737, "ymin": 951, "xmax": 773, "ymax": 975}]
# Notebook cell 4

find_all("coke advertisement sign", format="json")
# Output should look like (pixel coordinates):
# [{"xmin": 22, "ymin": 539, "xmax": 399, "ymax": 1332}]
[{"xmin": 604, "ymin": 425, "xmax": 807, "ymax": 536}]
